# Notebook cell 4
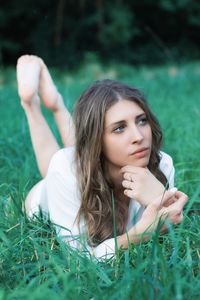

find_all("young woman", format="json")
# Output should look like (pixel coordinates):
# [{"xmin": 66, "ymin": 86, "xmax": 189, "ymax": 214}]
[{"xmin": 17, "ymin": 55, "xmax": 188, "ymax": 258}]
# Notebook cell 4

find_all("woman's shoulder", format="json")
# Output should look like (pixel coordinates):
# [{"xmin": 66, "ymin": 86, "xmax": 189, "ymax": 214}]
[
  {"xmin": 45, "ymin": 146, "xmax": 79, "ymax": 202},
  {"xmin": 47, "ymin": 146, "xmax": 76, "ymax": 175},
  {"xmin": 159, "ymin": 151, "xmax": 173, "ymax": 166}
]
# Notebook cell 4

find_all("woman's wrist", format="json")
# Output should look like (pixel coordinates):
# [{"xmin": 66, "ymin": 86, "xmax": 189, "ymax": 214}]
[
  {"xmin": 116, "ymin": 219, "xmax": 150, "ymax": 250},
  {"xmin": 129, "ymin": 219, "xmax": 151, "ymax": 242}
]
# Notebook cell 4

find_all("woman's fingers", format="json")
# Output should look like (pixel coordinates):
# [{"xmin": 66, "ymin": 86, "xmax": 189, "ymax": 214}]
[
  {"xmin": 162, "ymin": 195, "xmax": 177, "ymax": 207},
  {"xmin": 122, "ymin": 180, "xmax": 134, "ymax": 189},
  {"xmin": 165, "ymin": 191, "xmax": 188, "ymax": 211},
  {"xmin": 141, "ymin": 189, "xmax": 188, "ymax": 231},
  {"xmin": 160, "ymin": 191, "xmax": 188, "ymax": 224},
  {"xmin": 160, "ymin": 188, "xmax": 178, "ymax": 207},
  {"xmin": 156, "ymin": 190, "xmax": 175, "ymax": 206},
  {"xmin": 122, "ymin": 173, "xmax": 136, "ymax": 199},
  {"xmin": 122, "ymin": 179, "xmax": 135, "ymax": 198},
  {"xmin": 123, "ymin": 172, "xmax": 134, "ymax": 181},
  {"xmin": 155, "ymin": 190, "xmax": 188, "ymax": 210}
]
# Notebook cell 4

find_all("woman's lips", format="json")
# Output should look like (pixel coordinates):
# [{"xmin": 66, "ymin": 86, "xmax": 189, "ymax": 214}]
[{"xmin": 131, "ymin": 148, "xmax": 149, "ymax": 158}]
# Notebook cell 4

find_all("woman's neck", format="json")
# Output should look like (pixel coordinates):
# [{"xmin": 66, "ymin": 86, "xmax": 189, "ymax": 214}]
[
  {"xmin": 105, "ymin": 162, "xmax": 130, "ymax": 205},
  {"xmin": 106, "ymin": 163, "xmax": 122, "ymax": 189}
]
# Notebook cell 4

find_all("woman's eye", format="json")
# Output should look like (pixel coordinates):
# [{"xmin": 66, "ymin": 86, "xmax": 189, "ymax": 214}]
[
  {"xmin": 113, "ymin": 125, "xmax": 124, "ymax": 133},
  {"xmin": 138, "ymin": 118, "xmax": 147, "ymax": 125}
]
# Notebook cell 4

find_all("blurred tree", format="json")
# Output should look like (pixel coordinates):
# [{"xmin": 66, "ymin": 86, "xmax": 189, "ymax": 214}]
[
  {"xmin": 55, "ymin": 0, "xmax": 66, "ymax": 47},
  {"xmin": 0, "ymin": 0, "xmax": 200, "ymax": 67}
]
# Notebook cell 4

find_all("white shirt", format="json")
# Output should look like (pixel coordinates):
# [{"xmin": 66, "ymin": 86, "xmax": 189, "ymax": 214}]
[{"xmin": 29, "ymin": 147, "xmax": 175, "ymax": 259}]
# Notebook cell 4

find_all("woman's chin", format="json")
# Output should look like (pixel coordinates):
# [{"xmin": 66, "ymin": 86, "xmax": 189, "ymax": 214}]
[{"xmin": 128, "ymin": 158, "xmax": 149, "ymax": 168}]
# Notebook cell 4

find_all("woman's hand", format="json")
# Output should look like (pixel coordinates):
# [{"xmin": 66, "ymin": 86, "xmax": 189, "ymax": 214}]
[
  {"xmin": 138, "ymin": 189, "xmax": 188, "ymax": 233},
  {"xmin": 116, "ymin": 189, "xmax": 188, "ymax": 249},
  {"xmin": 121, "ymin": 165, "xmax": 165, "ymax": 206}
]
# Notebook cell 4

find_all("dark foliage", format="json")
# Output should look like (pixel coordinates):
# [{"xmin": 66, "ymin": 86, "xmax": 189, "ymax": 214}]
[{"xmin": 1, "ymin": 0, "xmax": 200, "ymax": 67}]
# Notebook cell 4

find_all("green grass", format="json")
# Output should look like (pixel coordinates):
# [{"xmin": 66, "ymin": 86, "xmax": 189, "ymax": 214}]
[{"xmin": 0, "ymin": 59, "xmax": 200, "ymax": 299}]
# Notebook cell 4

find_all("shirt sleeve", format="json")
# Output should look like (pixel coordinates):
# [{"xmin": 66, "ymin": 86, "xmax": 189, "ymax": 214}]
[
  {"xmin": 86, "ymin": 238, "xmax": 116, "ymax": 259},
  {"xmin": 159, "ymin": 151, "xmax": 175, "ymax": 189}
]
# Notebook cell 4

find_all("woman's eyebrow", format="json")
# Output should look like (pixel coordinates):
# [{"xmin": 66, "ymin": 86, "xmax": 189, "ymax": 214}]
[
  {"xmin": 105, "ymin": 112, "xmax": 146, "ymax": 129},
  {"xmin": 136, "ymin": 113, "xmax": 146, "ymax": 120},
  {"xmin": 105, "ymin": 120, "xmax": 124, "ymax": 129},
  {"xmin": 111, "ymin": 113, "xmax": 146, "ymax": 125}
]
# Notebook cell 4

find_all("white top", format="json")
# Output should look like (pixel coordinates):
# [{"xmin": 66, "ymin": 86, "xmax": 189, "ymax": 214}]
[{"xmin": 29, "ymin": 147, "xmax": 175, "ymax": 259}]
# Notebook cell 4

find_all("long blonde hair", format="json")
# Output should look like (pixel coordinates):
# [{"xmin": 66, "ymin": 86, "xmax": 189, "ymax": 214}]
[{"xmin": 73, "ymin": 79, "xmax": 167, "ymax": 246}]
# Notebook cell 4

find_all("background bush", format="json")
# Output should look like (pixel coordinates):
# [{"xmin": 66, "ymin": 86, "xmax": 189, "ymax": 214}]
[{"xmin": 1, "ymin": 0, "xmax": 200, "ymax": 67}]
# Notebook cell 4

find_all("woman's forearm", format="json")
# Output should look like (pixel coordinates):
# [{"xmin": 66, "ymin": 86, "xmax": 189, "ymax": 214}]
[{"xmin": 117, "ymin": 220, "xmax": 150, "ymax": 249}]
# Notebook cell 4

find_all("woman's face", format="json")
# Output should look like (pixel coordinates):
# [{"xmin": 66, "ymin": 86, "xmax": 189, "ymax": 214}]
[{"xmin": 102, "ymin": 99, "xmax": 152, "ymax": 172}]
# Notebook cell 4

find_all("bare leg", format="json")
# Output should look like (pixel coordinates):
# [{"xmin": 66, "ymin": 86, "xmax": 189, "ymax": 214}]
[
  {"xmin": 39, "ymin": 61, "xmax": 75, "ymax": 147},
  {"xmin": 17, "ymin": 55, "xmax": 60, "ymax": 178}
]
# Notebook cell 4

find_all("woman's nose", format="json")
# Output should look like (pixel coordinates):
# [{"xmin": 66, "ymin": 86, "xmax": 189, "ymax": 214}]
[{"xmin": 130, "ymin": 125, "xmax": 143, "ymax": 143}]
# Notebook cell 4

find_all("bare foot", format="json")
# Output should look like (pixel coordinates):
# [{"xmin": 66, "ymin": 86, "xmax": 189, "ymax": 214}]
[
  {"xmin": 16, "ymin": 55, "xmax": 41, "ymax": 107},
  {"xmin": 39, "ymin": 59, "xmax": 75, "ymax": 147},
  {"xmin": 39, "ymin": 61, "xmax": 65, "ymax": 112}
]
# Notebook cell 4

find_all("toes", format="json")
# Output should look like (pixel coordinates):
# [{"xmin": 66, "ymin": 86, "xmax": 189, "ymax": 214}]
[
  {"xmin": 17, "ymin": 55, "xmax": 42, "ymax": 67},
  {"xmin": 16, "ymin": 55, "xmax": 42, "ymax": 103}
]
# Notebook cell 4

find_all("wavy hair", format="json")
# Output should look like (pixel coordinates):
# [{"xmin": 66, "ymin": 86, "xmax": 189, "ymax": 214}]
[{"xmin": 73, "ymin": 79, "xmax": 167, "ymax": 246}]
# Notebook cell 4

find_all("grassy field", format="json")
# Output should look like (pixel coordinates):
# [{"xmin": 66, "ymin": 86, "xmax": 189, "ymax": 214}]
[{"xmin": 0, "ymin": 59, "xmax": 200, "ymax": 299}]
